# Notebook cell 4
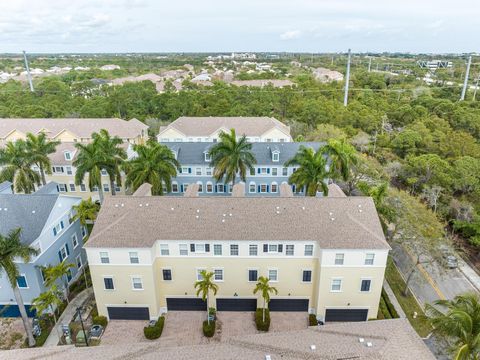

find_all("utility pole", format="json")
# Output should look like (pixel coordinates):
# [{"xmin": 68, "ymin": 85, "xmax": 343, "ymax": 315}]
[
  {"xmin": 368, "ymin": 58, "xmax": 372, "ymax": 72},
  {"xmin": 460, "ymin": 55, "xmax": 472, "ymax": 101},
  {"xmin": 23, "ymin": 50, "xmax": 34, "ymax": 92},
  {"xmin": 343, "ymin": 49, "xmax": 351, "ymax": 107},
  {"xmin": 473, "ymin": 77, "xmax": 479, "ymax": 101}
]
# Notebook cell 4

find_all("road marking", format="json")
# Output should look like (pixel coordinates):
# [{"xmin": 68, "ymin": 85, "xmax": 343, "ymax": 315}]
[{"xmin": 403, "ymin": 247, "xmax": 446, "ymax": 300}]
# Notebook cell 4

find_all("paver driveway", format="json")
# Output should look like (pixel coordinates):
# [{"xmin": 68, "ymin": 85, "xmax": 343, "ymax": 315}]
[
  {"xmin": 215, "ymin": 311, "xmax": 259, "ymax": 338},
  {"xmin": 161, "ymin": 311, "xmax": 211, "ymax": 346},
  {"xmin": 270, "ymin": 312, "xmax": 308, "ymax": 332},
  {"xmin": 101, "ymin": 320, "xmax": 149, "ymax": 345}
]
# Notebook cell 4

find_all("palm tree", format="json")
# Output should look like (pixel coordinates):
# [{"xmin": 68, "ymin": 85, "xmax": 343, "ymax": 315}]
[
  {"xmin": 253, "ymin": 276, "xmax": 278, "ymax": 323},
  {"xmin": 124, "ymin": 141, "xmax": 179, "ymax": 196},
  {"xmin": 194, "ymin": 270, "xmax": 218, "ymax": 325},
  {"xmin": 209, "ymin": 129, "xmax": 256, "ymax": 187},
  {"xmin": 0, "ymin": 228, "xmax": 39, "ymax": 347},
  {"xmin": 24, "ymin": 133, "xmax": 60, "ymax": 186},
  {"xmin": 427, "ymin": 293, "xmax": 480, "ymax": 360},
  {"xmin": 92, "ymin": 129, "xmax": 127, "ymax": 196},
  {"xmin": 73, "ymin": 141, "xmax": 105, "ymax": 203},
  {"xmin": 44, "ymin": 262, "xmax": 75, "ymax": 303},
  {"xmin": 323, "ymin": 138, "xmax": 358, "ymax": 182},
  {"xmin": 0, "ymin": 140, "xmax": 40, "ymax": 194},
  {"xmin": 284, "ymin": 145, "xmax": 329, "ymax": 196},
  {"xmin": 72, "ymin": 198, "xmax": 100, "ymax": 226},
  {"xmin": 31, "ymin": 285, "xmax": 63, "ymax": 326}
]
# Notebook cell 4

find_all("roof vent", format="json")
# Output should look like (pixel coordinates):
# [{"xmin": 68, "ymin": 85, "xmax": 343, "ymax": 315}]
[
  {"xmin": 139, "ymin": 204, "xmax": 143, "ymax": 207},
  {"xmin": 145, "ymin": 203, "xmax": 149, "ymax": 207},
  {"xmin": 359, "ymin": 209, "xmax": 363, "ymax": 213},
  {"xmin": 115, "ymin": 204, "xmax": 119, "ymax": 208},
  {"xmin": 302, "ymin": 206, "xmax": 305, "ymax": 210},
  {"xmin": 223, "ymin": 214, "xmax": 226, "ymax": 217},
  {"xmin": 195, "ymin": 215, "xmax": 199, "ymax": 219},
  {"xmin": 229, "ymin": 213, "xmax": 232, "ymax": 217},
  {"xmin": 310, "ymin": 345, "xmax": 316, "ymax": 351},
  {"xmin": 276, "ymin": 211, "xmax": 280, "ymax": 214},
  {"xmin": 265, "ymin": 356, "xmax": 271, "ymax": 360},
  {"xmin": 366, "ymin": 342, "xmax": 373, "ymax": 347},
  {"xmin": 329, "ymin": 212, "xmax": 333, "ymax": 216},
  {"xmin": 171, "ymin": 207, "xmax": 174, "ymax": 211},
  {"xmin": 121, "ymin": 203, "xmax": 124, "ymax": 207},
  {"xmin": 222, "ymin": 219, "xmax": 225, "ymax": 223},
  {"xmin": 32, "ymin": 210, "xmax": 36, "ymax": 214},
  {"xmin": 331, "ymin": 217, "xmax": 335, "ymax": 221},
  {"xmin": 359, "ymin": 338, "xmax": 364, "ymax": 343},
  {"xmin": 4, "ymin": 208, "xmax": 7, "ymax": 211},
  {"xmin": 196, "ymin": 209, "xmax": 200, "ymax": 213}
]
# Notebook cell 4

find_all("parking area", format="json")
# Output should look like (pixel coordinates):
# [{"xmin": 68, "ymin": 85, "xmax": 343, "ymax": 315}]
[
  {"xmin": 101, "ymin": 320, "xmax": 149, "ymax": 345},
  {"xmin": 270, "ymin": 312, "xmax": 308, "ymax": 332},
  {"xmin": 216, "ymin": 311, "xmax": 259, "ymax": 337},
  {"xmin": 161, "ymin": 311, "xmax": 208, "ymax": 346}
]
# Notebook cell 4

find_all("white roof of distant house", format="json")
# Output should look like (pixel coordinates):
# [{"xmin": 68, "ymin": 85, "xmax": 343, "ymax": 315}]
[
  {"xmin": 231, "ymin": 79, "xmax": 295, "ymax": 88},
  {"xmin": 111, "ymin": 73, "xmax": 163, "ymax": 86},
  {"xmin": 313, "ymin": 67, "xmax": 344, "ymax": 82},
  {"xmin": 159, "ymin": 116, "xmax": 290, "ymax": 138},
  {"xmin": 85, "ymin": 196, "xmax": 389, "ymax": 250},
  {"xmin": 0, "ymin": 118, "xmax": 148, "ymax": 141},
  {"xmin": 191, "ymin": 73, "xmax": 211, "ymax": 82},
  {"xmin": 100, "ymin": 64, "xmax": 120, "ymax": 70},
  {"xmin": 3, "ymin": 319, "xmax": 434, "ymax": 360}
]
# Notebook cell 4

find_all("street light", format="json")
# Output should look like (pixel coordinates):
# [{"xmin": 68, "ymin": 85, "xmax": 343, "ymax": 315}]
[{"xmin": 76, "ymin": 306, "xmax": 89, "ymax": 346}]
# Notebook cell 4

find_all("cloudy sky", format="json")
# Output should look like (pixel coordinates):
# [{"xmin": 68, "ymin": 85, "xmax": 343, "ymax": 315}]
[{"xmin": 0, "ymin": 0, "xmax": 478, "ymax": 53}]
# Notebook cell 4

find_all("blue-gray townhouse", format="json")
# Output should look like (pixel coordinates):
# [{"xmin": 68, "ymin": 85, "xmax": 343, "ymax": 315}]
[
  {"xmin": 0, "ymin": 192, "xmax": 87, "ymax": 317},
  {"xmin": 161, "ymin": 142, "xmax": 325, "ymax": 196}
]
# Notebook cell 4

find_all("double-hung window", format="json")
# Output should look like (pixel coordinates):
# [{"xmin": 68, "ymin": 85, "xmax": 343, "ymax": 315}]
[
  {"xmin": 335, "ymin": 253, "xmax": 345, "ymax": 265},
  {"xmin": 72, "ymin": 234, "xmax": 78, "ymax": 249},
  {"xmin": 160, "ymin": 244, "xmax": 170, "ymax": 256},
  {"xmin": 76, "ymin": 254, "xmax": 83, "ymax": 268},
  {"xmin": 80, "ymin": 183, "xmax": 87, "ymax": 192},
  {"xmin": 179, "ymin": 244, "xmax": 188, "ymax": 256},
  {"xmin": 132, "ymin": 277, "xmax": 143, "ymax": 290},
  {"xmin": 216, "ymin": 184, "xmax": 224, "ymax": 193},
  {"xmin": 129, "ymin": 252, "xmax": 139, "ymax": 264},
  {"xmin": 286, "ymin": 245, "xmax": 294, "ymax": 256},
  {"xmin": 214, "ymin": 244, "xmax": 222, "ymax": 255},
  {"xmin": 206, "ymin": 167, "xmax": 212, "ymax": 176},
  {"xmin": 66, "ymin": 166, "xmax": 73, "ymax": 175},
  {"xmin": 16, "ymin": 275, "xmax": 28, "ymax": 288},
  {"xmin": 282, "ymin": 167, "xmax": 288, "ymax": 176},
  {"xmin": 214, "ymin": 269, "xmax": 223, "ymax": 281},
  {"xmin": 69, "ymin": 183, "xmax": 76, "ymax": 192},
  {"xmin": 331, "ymin": 279, "xmax": 342, "ymax": 292},
  {"xmin": 163, "ymin": 269, "xmax": 172, "ymax": 281},
  {"xmin": 195, "ymin": 167, "xmax": 202, "ymax": 176},
  {"xmin": 249, "ymin": 244, "xmax": 258, "ymax": 256},
  {"xmin": 196, "ymin": 269, "xmax": 206, "ymax": 281},
  {"xmin": 58, "ymin": 244, "xmax": 69, "ymax": 262},
  {"xmin": 268, "ymin": 269, "xmax": 278, "ymax": 282},
  {"xmin": 271, "ymin": 167, "xmax": 278, "ymax": 176},
  {"xmin": 365, "ymin": 253, "xmax": 375, "ymax": 265},
  {"xmin": 302, "ymin": 270, "xmax": 312, "ymax": 282},
  {"xmin": 248, "ymin": 270, "xmax": 258, "ymax": 282},
  {"xmin": 230, "ymin": 244, "xmax": 239, "ymax": 256},
  {"xmin": 100, "ymin": 251, "xmax": 109, "ymax": 264},
  {"xmin": 361, "ymin": 279, "xmax": 371, "ymax": 292},
  {"xmin": 172, "ymin": 183, "xmax": 179, "ymax": 193},
  {"xmin": 304, "ymin": 245, "xmax": 314, "ymax": 256},
  {"xmin": 104, "ymin": 277, "xmax": 114, "ymax": 290}
]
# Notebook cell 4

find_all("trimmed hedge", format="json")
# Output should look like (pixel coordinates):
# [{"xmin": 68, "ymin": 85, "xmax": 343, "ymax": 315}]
[
  {"xmin": 255, "ymin": 308, "xmax": 270, "ymax": 331},
  {"xmin": 92, "ymin": 315, "xmax": 108, "ymax": 328},
  {"xmin": 381, "ymin": 288, "xmax": 399, "ymax": 319},
  {"xmin": 308, "ymin": 314, "xmax": 317, "ymax": 326},
  {"xmin": 144, "ymin": 316, "xmax": 165, "ymax": 340},
  {"xmin": 203, "ymin": 320, "xmax": 216, "ymax": 337}
]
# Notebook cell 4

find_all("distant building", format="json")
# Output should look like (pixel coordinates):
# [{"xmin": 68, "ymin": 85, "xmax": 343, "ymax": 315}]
[
  {"xmin": 157, "ymin": 116, "xmax": 292, "ymax": 143},
  {"xmin": 312, "ymin": 68, "xmax": 344, "ymax": 82},
  {"xmin": 417, "ymin": 60, "xmax": 453, "ymax": 69},
  {"xmin": 231, "ymin": 79, "xmax": 295, "ymax": 88},
  {"xmin": 0, "ymin": 192, "xmax": 86, "ymax": 317},
  {"xmin": 100, "ymin": 64, "xmax": 121, "ymax": 71}
]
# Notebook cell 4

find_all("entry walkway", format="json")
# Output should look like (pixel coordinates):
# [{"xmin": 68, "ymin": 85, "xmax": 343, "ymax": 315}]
[{"xmin": 43, "ymin": 287, "xmax": 93, "ymax": 347}]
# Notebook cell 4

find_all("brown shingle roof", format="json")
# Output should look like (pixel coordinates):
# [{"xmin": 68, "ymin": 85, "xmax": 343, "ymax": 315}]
[
  {"xmin": 231, "ymin": 79, "xmax": 295, "ymax": 88},
  {"xmin": 161, "ymin": 116, "xmax": 290, "ymax": 138},
  {"xmin": 85, "ymin": 196, "xmax": 389, "ymax": 249},
  {"xmin": 0, "ymin": 118, "xmax": 148, "ymax": 139},
  {"xmin": 3, "ymin": 319, "xmax": 433, "ymax": 360}
]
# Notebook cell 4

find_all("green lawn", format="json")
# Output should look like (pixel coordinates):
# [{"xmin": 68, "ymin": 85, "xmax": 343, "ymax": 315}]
[{"xmin": 385, "ymin": 257, "xmax": 433, "ymax": 338}]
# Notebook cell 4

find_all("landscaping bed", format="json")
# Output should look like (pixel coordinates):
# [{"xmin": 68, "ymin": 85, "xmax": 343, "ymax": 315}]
[
  {"xmin": 385, "ymin": 257, "xmax": 432, "ymax": 337},
  {"xmin": 255, "ymin": 308, "xmax": 270, "ymax": 331}
]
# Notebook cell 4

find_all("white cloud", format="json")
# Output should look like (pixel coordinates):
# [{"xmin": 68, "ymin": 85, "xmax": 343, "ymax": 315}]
[{"xmin": 280, "ymin": 30, "xmax": 302, "ymax": 40}]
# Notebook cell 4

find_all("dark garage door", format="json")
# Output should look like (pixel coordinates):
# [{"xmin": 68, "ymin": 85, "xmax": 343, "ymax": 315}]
[
  {"xmin": 217, "ymin": 298, "xmax": 257, "ymax": 311},
  {"xmin": 325, "ymin": 309, "xmax": 368, "ymax": 322},
  {"xmin": 107, "ymin": 306, "xmax": 149, "ymax": 320},
  {"xmin": 166, "ymin": 297, "xmax": 207, "ymax": 311},
  {"xmin": 268, "ymin": 299, "xmax": 309, "ymax": 312}
]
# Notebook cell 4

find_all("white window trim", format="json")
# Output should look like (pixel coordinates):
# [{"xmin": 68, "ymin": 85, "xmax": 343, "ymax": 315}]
[
  {"xmin": 268, "ymin": 268, "xmax": 279, "ymax": 283},
  {"xmin": 196, "ymin": 268, "xmax": 207, "ymax": 281},
  {"xmin": 259, "ymin": 183, "xmax": 268, "ymax": 193},
  {"xmin": 247, "ymin": 268, "xmax": 259, "ymax": 283},
  {"xmin": 103, "ymin": 276, "xmax": 115, "ymax": 291},
  {"xmin": 100, "ymin": 251, "xmax": 110, "ymax": 264},
  {"xmin": 206, "ymin": 182, "xmax": 214, "ymax": 193},
  {"xmin": 249, "ymin": 244, "xmax": 258, "ymax": 256},
  {"xmin": 162, "ymin": 268, "xmax": 173, "ymax": 281},
  {"xmin": 72, "ymin": 234, "xmax": 79, "ymax": 249},
  {"xmin": 360, "ymin": 278, "xmax": 373, "ymax": 293},
  {"xmin": 302, "ymin": 269, "xmax": 313, "ymax": 283},
  {"xmin": 213, "ymin": 268, "xmax": 224, "ymax": 282},
  {"xmin": 131, "ymin": 276, "xmax": 144, "ymax": 291},
  {"xmin": 179, "ymin": 244, "xmax": 188, "ymax": 256},
  {"xmin": 160, "ymin": 244, "xmax": 170, "ymax": 256},
  {"xmin": 249, "ymin": 182, "xmax": 256, "ymax": 193},
  {"xmin": 365, "ymin": 253, "xmax": 375, "ymax": 266},
  {"xmin": 334, "ymin": 253, "xmax": 345, "ymax": 266},
  {"xmin": 129, "ymin": 251, "xmax": 139, "ymax": 264},
  {"xmin": 17, "ymin": 273, "xmax": 29, "ymax": 289},
  {"xmin": 230, "ymin": 244, "xmax": 239, "ymax": 256},
  {"xmin": 304, "ymin": 244, "xmax": 314, "ymax": 256},
  {"xmin": 172, "ymin": 182, "xmax": 179, "ymax": 193},
  {"xmin": 195, "ymin": 243, "xmax": 206, "ymax": 253},
  {"xmin": 330, "ymin": 278, "xmax": 343, "ymax": 293},
  {"xmin": 271, "ymin": 182, "xmax": 278, "ymax": 193},
  {"xmin": 213, "ymin": 244, "xmax": 222, "ymax": 256},
  {"xmin": 285, "ymin": 244, "xmax": 295, "ymax": 256},
  {"xmin": 76, "ymin": 254, "xmax": 83, "ymax": 269}
]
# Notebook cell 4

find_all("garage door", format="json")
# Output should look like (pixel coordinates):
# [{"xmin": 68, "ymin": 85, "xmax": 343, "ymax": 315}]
[
  {"xmin": 217, "ymin": 298, "xmax": 257, "ymax": 311},
  {"xmin": 268, "ymin": 299, "xmax": 309, "ymax": 312},
  {"xmin": 107, "ymin": 306, "xmax": 149, "ymax": 320},
  {"xmin": 325, "ymin": 309, "xmax": 368, "ymax": 322},
  {"xmin": 166, "ymin": 297, "xmax": 207, "ymax": 311}
]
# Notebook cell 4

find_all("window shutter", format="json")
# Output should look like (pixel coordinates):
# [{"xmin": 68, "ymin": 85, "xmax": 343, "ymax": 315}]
[
  {"xmin": 266, "ymin": 185, "xmax": 270, "ymax": 192},
  {"xmin": 257, "ymin": 185, "xmax": 260, "ymax": 193},
  {"xmin": 60, "ymin": 221, "xmax": 64, "ymax": 229},
  {"xmin": 58, "ymin": 251, "xmax": 62, "ymax": 262},
  {"xmin": 263, "ymin": 244, "xmax": 268, "ymax": 252},
  {"xmin": 53, "ymin": 228, "xmax": 57, "ymax": 236},
  {"xmin": 190, "ymin": 244, "xmax": 195, "ymax": 252},
  {"xmin": 278, "ymin": 244, "xmax": 283, "ymax": 252},
  {"xmin": 188, "ymin": 168, "xmax": 192, "ymax": 174},
  {"xmin": 267, "ymin": 168, "xmax": 270, "ymax": 174},
  {"xmin": 205, "ymin": 244, "xmax": 210, "ymax": 252},
  {"xmin": 257, "ymin": 168, "xmax": 260, "ymax": 174},
  {"xmin": 65, "ymin": 244, "xmax": 70, "ymax": 256}
]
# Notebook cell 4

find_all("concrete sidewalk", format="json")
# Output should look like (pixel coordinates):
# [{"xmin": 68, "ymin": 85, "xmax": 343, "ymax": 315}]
[
  {"xmin": 383, "ymin": 281, "xmax": 407, "ymax": 319},
  {"xmin": 458, "ymin": 260, "xmax": 480, "ymax": 292},
  {"xmin": 43, "ymin": 287, "xmax": 93, "ymax": 347}
]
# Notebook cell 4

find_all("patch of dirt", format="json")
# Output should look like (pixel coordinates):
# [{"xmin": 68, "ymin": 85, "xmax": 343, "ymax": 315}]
[{"xmin": 0, "ymin": 318, "xmax": 26, "ymax": 350}]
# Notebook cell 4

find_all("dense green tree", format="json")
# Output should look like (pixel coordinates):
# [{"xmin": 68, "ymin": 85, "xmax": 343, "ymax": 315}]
[
  {"xmin": 72, "ymin": 198, "xmax": 100, "ymax": 225},
  {"xmin": 24, "ymin": 133, "xmax": 60, "ymax": 186}
]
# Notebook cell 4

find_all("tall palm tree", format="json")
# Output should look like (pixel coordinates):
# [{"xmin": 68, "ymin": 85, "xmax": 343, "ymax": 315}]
[
  {"xmin": 209, "ymin": 129, "xmax": 256, "ymax": 187},
  {"xmin": 323, "ymin": 138, "xmax": 358, "ymax": 182},
  {"xmin": 125, "ymin": 141, "xmax": 179, "ymax": 196},
  {"xmin": 31, "ymin": 285, "xmax": 63, "ymax": 326},
  {"xmin": 92, "ymin": 129, "xmax": 127, "ymax": 196},
  {"xmin": 0, "ymin": 228, "xmax": 39, "ymax": 347},
  {"xmin": 0, "ymin": 140, "xmax": 40, "ymax": 194},
  {"xmin": 44, "ymin": 262, "xmax": 75, "ymax": 303},
  {"xmin": 427, "ymin": 293, "xmax": 480, "ymax": 360},
  {"xmin": 73, "ymin": 141, "xmax": 105, "ymax": 203},
  {"xmin": 194, "ymin": 270, "xmax": 218, "ymax": 325},
  {"xmin": 253, "ymin": 276, "xmax": 278, "ymax": 322},
  {"xmin": 285, "ymin": 145, "xmax": 329, "ymax": 196},
  {"xmin": 72, "ymin": 198, "xmax": 100, "ymax": 226},
  {"xmin": 24, "ymin": 133, "xmax": 60, "ymax": 186}
]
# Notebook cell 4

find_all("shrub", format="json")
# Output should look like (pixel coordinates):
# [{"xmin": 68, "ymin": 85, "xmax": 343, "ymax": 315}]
[
  {"xmin": 202, "ymin": 320, "xmax": 215, "ymax": 337},
  {"xmin": 308, "ymin": 314, "xmax": 317, "ymax": 326},
  {"xmin": 255, "ymin": 308, "xmax": 270, "ymax": 331},
  {"xmin": 92, "ymin": 315, "xmax": 108, "ymax": 328},
  {"xmin": 381, "ymin": 289, "xmax": 399, "ymax": 319},
  {"xmin": 144, "ymin": 316, "xmax": 165, "ymax": 340}
]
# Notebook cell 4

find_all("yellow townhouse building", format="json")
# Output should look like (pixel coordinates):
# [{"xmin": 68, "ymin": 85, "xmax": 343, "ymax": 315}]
[
  {"xmin": 85, "ymin": 190, "xmax": 390, "ymax": 322},
  {"xmin": 0, "ymin": 118, "xmax": 149, "ymax": 199}
]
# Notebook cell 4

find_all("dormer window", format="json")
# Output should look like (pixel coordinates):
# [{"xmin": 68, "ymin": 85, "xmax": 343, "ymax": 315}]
[
  {"xmin": 272, "ymin": 152, "xmax": 280, "ymax": 162},
  {"xmin": 204, "ymin": 153, "xmax": 211, "ymax": 162},
  {"xmin": 64, "ymin": 151, "xmax": 72, "ymax": 161}
]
